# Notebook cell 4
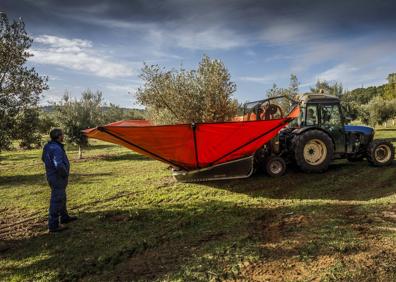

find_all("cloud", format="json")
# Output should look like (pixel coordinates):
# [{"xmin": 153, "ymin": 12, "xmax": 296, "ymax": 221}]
[
  {"xmin": 30, "ymin": 35, "xmax": 134, "ymax": 78},
  {"xmin": 83, "ymin": 17, "xmax": 249, "ymax": 50},
  {"xmin": 315, "ymin": 63, "xmax": 391, "ymax": 90},
  {"xmin": 173, "ymin": 27, "xmax": 248, "ymax": 50},
  {"xmin": 292, "ymin": 34, "xmax": 396, "ymax": 89},
  {"xmin": 35, "ymin": 35, "xmax": 92, "ymax": 49},
  {"xmin": 259, "ymin": 21, "xmax": 319, "ymax": 45},
  {"xmin": 316, "ymin": 64, "xmax": 358, "ymax": 82},
  {"xmin": 105, "ymin": 83, "xmax": 140, "ymax": 92},
  {"xmin": 238, "ymin": 75, "xmax": 278, "ymax": 84}
]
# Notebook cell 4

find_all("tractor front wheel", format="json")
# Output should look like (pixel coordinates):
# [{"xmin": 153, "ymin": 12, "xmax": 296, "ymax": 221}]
[
  {"xmin": 367, "ymin": 140, "xmax": 394, "ymax": 166},
  {"xmin": 293, "ymin": 130, "xmax": 334, "ymax": 173}
]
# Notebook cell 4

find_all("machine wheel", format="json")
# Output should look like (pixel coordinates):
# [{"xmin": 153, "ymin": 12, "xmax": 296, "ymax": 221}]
[
  {"xmin": 367, "ymin": 140, "xmax": 394, "ymax": 166},
  {"xmin": 265, "ymin": 156, "xmax": 286, "ymax": 177},
  {"xmin": 293, "ymin": 130, "xmax": 334, "ymax": 173}
]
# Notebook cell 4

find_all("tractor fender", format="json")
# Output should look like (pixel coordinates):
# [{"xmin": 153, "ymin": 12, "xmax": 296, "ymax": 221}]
[{"xmin": 291, "ymin": 126, "xmax": 336, "ymax": 150}]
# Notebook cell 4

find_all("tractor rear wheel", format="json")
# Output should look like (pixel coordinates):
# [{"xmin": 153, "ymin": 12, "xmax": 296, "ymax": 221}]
[
  {"xmin": 293, "ymin": 130, "xmax": 334, "ymax": 173},
  {"xmin": 367, "ymin": 140, "xmax": 394, "ymax": 166}
]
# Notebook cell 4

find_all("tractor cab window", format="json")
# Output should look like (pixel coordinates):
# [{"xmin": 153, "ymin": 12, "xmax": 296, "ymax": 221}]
[
  {"xmin": 293, "ymin": 106, "xmax": 305, "ymax": 127},
  {"xmin": 306, "ymin": 105, "xmax": 318, "ymax": 126},
  {"xmin": 320, "ymin": 104, "xmax": 342, "ymax": 126}
]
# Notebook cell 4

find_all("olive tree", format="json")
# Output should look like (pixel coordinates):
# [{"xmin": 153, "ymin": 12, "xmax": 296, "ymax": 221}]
[
  {"xmin": 102, "ymin": 103, "xmax": 145, "ymax": 124},
  {"xmin": 363, "ymin": 96, "xmax": 396, "ymax": 127},
  {"xmin": 14, "ymin": 106, "xmax": 42, "ymax": 149},
  {"xmin": 135, "ymin": 55, "xmax": 238, "ymax": 124},
  {"xmin": 55, "ymin": 90, "xmax": 103, "ymax": 159},
  {"xmin": 0, "ymin": 13, "xmax": 48, "ymax": 151},
  {"xmin": 310, "ymin": 80, "xmax": 343, "ymax": 97},
  {"xmin": 266, "ymin": 74, "xmax": 300, "ymax": 113}
]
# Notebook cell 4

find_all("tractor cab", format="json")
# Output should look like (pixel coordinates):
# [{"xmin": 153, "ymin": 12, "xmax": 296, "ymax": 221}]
[
  {"xmin": 294, "ymin": 93, "xmax": 349, "ymax": 155},
  {"xmin": 294, "ymin": 93, "xmax": 378, "ymax": 159}
]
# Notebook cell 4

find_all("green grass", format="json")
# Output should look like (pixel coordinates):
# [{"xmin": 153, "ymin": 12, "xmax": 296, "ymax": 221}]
[{"xmin": 1, "ymin": 129, "xmax": 396, "ymax": 281}]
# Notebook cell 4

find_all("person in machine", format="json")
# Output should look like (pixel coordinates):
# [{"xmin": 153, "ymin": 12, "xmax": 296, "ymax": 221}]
[
  {"xmin": 306, "ymin": 108, "xmax": 317, "ymax": 125},
  {"xmin": 42, "ymin": 128, "xmax": 77, "ymax": 233}
]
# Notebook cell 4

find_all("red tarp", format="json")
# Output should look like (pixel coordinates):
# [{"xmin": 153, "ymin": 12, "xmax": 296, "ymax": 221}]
[{"xmin": 83, "ymin": 106, "xmax": 300, "ymax": 171}]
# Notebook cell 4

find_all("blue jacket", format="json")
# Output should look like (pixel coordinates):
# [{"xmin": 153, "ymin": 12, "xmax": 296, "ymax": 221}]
[{"xmin": 42, "ymin": 141, "xmax": 70, "ymax": 178}]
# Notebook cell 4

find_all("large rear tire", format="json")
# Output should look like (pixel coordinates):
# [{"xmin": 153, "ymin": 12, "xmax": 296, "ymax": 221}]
[
  {"xmin": 367, "ymin": 140, "xmax": 394, "ymax": 166},
  {"xmin": 293, "ymin": 130, "xmax": 334, "ymax": 173}
]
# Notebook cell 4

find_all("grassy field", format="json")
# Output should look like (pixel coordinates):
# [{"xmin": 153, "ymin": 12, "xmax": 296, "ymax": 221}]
[{"xmin": 1, "ymin": 129, "xmax": 396, "ymax": 281}]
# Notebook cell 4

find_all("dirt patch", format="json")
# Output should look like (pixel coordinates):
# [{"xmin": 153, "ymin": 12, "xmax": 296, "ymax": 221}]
[
  {"xmin": 114, "ymin": 244, "xmax": 185, "ymax": 280},
  {"xmin": 242, "ymin": 255, "xmax": 336, "ymax": 282},
  {"xmin": 85, "ymin": 231, "xmax": 228, "ymax": 281},
  {"xmin": 251, "ymin": 212, "xmax": 310, "ymax": 243},
  {"xmin": 0, "ymin": 208, "xmax": 46, "ymax": 241},
  {"xmin": 381, "ymin": 210, "xmax": 396, "ymax": 222},
  {"xmin": 240, "ymin": 205, "xmax": 396, "ymax": 281},
  {"xmin": 240, "ymin": 212, "xmax": 320, "ymax": 281}
]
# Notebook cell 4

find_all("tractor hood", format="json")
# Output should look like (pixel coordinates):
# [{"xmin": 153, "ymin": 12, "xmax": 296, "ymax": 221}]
[{"xmin": 344, "ymin": 125, "xmax": 374, "ymax": 137}]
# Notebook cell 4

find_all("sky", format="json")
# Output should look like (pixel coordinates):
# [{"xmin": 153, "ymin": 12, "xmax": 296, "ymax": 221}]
[{"xmin": 3, "ymin": 0, "xmax": 396, "ymax": 108}]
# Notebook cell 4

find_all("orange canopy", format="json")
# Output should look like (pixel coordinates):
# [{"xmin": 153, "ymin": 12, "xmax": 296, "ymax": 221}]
[{"xmin": 83, "ymin": 106, "xmax": 300, "ymax": 171}]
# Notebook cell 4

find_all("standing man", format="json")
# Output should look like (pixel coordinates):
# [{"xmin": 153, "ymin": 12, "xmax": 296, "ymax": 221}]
[{"xmin": 42, "ymin": 128, "xmax": 77, "ymax": 233}]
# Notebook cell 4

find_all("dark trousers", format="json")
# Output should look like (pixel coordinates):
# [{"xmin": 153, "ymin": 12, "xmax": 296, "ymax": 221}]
[{"xmin": 47, "ymin": 176, "xmax": 69, "ymax": 230}]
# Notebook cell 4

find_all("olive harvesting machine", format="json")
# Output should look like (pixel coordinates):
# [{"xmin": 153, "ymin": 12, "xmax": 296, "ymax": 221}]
[{"xmin": 84, "ymin": 94, "xmax": 394, "ymax": 182}]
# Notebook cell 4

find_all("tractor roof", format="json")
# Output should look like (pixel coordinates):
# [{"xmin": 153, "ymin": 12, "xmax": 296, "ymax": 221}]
[{"xmin": 298, "ymin": 93, "xmax": 340, "ymax": 104}]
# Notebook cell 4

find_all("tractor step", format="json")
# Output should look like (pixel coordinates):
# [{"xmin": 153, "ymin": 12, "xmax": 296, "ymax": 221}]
[{"xmin": 173, "ymin": 156, "xmax": 254, "ymax": 182}]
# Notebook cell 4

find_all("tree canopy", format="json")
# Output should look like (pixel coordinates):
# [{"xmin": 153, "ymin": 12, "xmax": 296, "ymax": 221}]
[
  {"xmin": 0, "ymin": 13, "xmax": 48, "ymax": 151},
  {"xmin": 135, "ymin": 55, "xmax": 238, "ymax": 124},
  {"xmin": 55, "ymin": 90, "xmax": 103, "ymax": 158},
  {"xmin": 340, "ymin": 74, "xmax": 396, "ymax": 126}
]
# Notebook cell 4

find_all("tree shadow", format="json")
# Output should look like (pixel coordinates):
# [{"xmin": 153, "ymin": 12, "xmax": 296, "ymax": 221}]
[
  {"xmin": 65, "ymin": 144, "xmax": 117, "ymax": 152},
  {"xmin": 86, "ymin": 144, "xmax": 118, "ymax": 150},
  {"xmin": 2, "ymin": 154, "xmax": 40, "ymax": 162},
  {"xmin": 376, "ymin": 128, "xmax": 396, "ymax": 132},
  {"xmin": 72, "ymin": 153, "xmax": 152, "ymax": 162},
  {"xmin": 100, "ymin": 153, "xmax": 152, "ymax": 162},
  {"xmin": 1, "ymin": 201, "xmax": 394, "ymax": 281},
  {"xmin": 202, "ymin": 160, "xmax": 396, "ymax": 201},
  {"xmin": 0, "ymin": 173, "xmax": 46, "ymax": 187},
  {"xmin": 0, "ymin": 172, "xmax": 113, "ymax": 189}
]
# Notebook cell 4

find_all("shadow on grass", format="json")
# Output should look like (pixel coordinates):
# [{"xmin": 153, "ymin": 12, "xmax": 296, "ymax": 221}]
[
  {"xmin": 203, "ymin": 160, "xmax": 396, "ymax": 201},
  {"xmin": 0, "ymin": 172, "xmax": 113, "ymax": 189},
  {"xmin": 71, "ymin": 153, "xmax": 153, "ymax": 163},
  {"xmin": 1, "ymin": 154, "xmax": 40, "ymax": 162},
  {"xmin": 0, "ymin": 173, "xmax": 46, "ymax": 187},
  {"xmin": 85, "ymin": 144, "xmax": 118, "ymax": 150},
  {"xmin": 1, "ymin": 201, "xmax": 394, "ymax": 281},
  {"xmin": 100, "ymin": 153, "xmax": 152, "ymax": 162},
  {"xmin": 65, "ymin": 144, "xmax": 117, "ymax": 152},
  {"xmin": 376, "ymin": 128, "xmax": 396, "ymax": 132}
]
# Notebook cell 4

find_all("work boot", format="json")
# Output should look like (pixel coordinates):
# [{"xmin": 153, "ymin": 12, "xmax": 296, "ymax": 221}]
[
  {"xmin": 49, "ymin": 226, "xmax": 68, "ymax": 233},
  {"xmin": 60, "ymin": 216, "xmax": 78, "ymax": 224}
]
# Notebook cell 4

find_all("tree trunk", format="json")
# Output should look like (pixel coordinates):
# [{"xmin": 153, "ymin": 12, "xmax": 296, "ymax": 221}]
[{"xmin": 78, "ymin": 145, "xmax": 83, "ymax": 159}]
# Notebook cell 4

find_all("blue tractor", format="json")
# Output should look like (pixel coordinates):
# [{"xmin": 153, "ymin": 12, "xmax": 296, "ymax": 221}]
[{"xmin": 251, "ymin": 93, "xmax": 395, "ymax": 176}]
